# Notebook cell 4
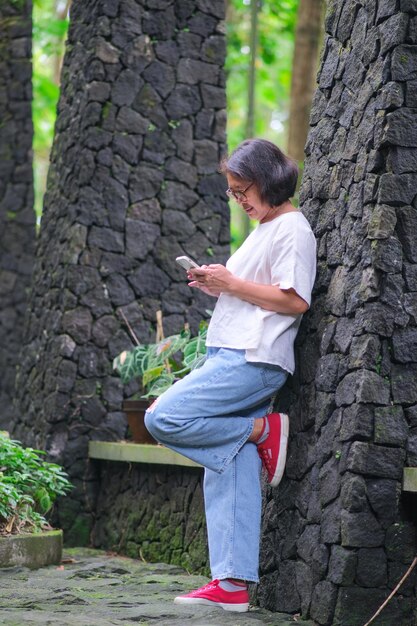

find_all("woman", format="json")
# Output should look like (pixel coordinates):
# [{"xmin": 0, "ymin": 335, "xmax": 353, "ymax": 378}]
[{"xmin": 145, "ymin": 139, "xmax": 316, "ymax": 613}]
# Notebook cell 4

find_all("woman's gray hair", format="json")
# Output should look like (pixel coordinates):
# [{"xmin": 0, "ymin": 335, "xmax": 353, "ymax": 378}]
[{"xmin": 220, "ymin": 139, "xmax": 298, "ymax": 207}]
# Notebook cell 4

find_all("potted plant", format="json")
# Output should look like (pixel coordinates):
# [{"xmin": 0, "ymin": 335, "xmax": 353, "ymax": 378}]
[
  {"xmin": 0, "ymin": 432, "xmax": 72, "ymax": 568},
  {"xmin": 113, "ymin": 315, "xmax": 208, "ymax": 444}
]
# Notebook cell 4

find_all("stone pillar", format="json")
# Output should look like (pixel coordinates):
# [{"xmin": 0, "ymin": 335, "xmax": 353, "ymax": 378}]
[
  {"xmin": 260, "ymin": 2, "xmax": 417, "ymax": 625},
  {"xmin": 0, "ymin": 0, "xmax": 35, "ymax": 430},
  {"xmin": 13, "ymin": 0, "xmax": 228, "ymax": 545}
]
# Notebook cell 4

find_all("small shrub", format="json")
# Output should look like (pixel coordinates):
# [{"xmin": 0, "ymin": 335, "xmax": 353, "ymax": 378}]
[{"xmin": 0, "ymin": 433, "xmax": 72, "ymax": 535}]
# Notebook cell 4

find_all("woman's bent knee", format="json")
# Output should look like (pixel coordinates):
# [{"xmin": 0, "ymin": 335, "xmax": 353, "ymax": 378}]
[
  {"xmin": 145, "ymin": 404, "xmax": 179, "ymax": 442},
  {"xmin": 144, "ymin": 408, "xmax": 162, "ymax": 440}
]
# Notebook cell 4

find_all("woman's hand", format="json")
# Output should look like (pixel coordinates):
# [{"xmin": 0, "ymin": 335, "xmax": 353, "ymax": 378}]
[{"xmin": 187, "ymin": 264, "xmax": 235, "ymax": 297}]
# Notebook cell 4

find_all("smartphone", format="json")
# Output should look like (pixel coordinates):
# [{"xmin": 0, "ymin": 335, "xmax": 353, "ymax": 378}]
[{"xmin": 176, "ymin": 255, "xmax": 200, "ymax": 271}]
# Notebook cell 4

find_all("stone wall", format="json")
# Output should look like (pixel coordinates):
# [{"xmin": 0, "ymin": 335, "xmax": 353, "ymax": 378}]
[
  {"xmin": 13, "ymin": 0, "xmax": 228, "ymax": 544},
  {"xmin": 92, "ymin": 462, "xmax": 208, "ymax": 574},
  {"xmin": 0, "ymin": 0, "xmax": 35, "ymax": 430},
  {"xmin": 259, "ymin": 2, "xmax": 417, "ymax": 625}
]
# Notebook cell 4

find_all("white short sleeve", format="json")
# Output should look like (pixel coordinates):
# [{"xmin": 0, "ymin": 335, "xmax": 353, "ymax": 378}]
[{"xmin": 269, "ymin": 220, "xmax": 316, "ymax": 306}]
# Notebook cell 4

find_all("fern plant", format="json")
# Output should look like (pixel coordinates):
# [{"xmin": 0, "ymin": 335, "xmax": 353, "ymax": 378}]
[
  {"xmin": 0, "ymin": 434, "xmax": 72, "ymax": 535},
  {"xmin": 113, "ymin": 321, "xmax": 208, "ymax": 398}
]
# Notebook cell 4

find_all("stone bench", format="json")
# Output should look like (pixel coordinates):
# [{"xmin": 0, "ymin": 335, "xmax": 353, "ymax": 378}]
[
  {"xmin": 402, "ymin": 468, "xmax": 417, "ymax": 492},
  {"xmin": 89, "ymin": 441, "xmax": 201, "ymax": 468}
]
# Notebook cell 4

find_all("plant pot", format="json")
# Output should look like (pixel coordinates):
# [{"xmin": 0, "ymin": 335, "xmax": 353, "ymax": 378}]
[{"xmin": 122, "ymin": 399, "xmax": 157, "ymax": 444}]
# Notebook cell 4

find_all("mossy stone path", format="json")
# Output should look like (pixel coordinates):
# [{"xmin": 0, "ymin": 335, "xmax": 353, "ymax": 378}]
[{"xmin": 0, "ymin": 547, "xmax": 313, "ymax": 625}]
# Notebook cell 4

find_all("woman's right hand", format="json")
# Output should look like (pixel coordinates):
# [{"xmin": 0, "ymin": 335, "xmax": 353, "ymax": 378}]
[{"xmin": 187, "ymin": 265, "xmax": 221, "ymax": 297}]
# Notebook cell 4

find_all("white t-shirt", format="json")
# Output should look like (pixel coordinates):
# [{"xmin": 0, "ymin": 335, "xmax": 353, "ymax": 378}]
[{"xmin": 206, "ymin": 211, "xmax": 317, "ymax": 374}]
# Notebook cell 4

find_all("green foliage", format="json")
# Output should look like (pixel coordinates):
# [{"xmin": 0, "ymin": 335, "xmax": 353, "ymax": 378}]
[
  {"xmin": 226, "ymin": 0, "xmax": 297, "ymax": 150},
  {"xmin": 0, "ymin": 434, "xmax": 72, "ymax": 535},
  {"xmin": 113, "ymin": 322, "xmax": 208, "ymax": 398},
  {"xmin": 32, "ymin": 0, "xmax": 69, "ymax": 224},
  {"xmin": 226, "ymin": 0, "xmax": 298, "ymax": 249}
]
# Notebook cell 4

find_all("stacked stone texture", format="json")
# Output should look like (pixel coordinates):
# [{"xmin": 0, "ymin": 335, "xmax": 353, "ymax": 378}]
[
  {"xmin": 259, "ymin": 2, "xmax": 417, "ymax": 624},
  {"xmin": 0, "ymin": 0, "xmax": 35, "ymax": 430},
  {"xmin": 13, "ymin": 0, "xmax": 228, "ymax": 543},
  {"xmin": 93, "ymin": 463, "xmax": 208, "ymax": 574}
]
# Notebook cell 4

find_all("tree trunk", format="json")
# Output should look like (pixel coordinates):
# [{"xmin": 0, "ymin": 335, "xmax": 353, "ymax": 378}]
[
  {"xmin": 13, "ymin": 0, "xmax": 229, "ymax": 545},
  {"xmin": 0, "ymin": 0, "xmax": 36, "ymax": 430},
  {"xmin": 287, "ymin": 0, "xmax": 324, "ymax": 163}
]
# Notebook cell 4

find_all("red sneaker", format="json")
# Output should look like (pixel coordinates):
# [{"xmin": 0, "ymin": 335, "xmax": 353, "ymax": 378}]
[
  {"xmin": 174, "ymin": 579, "xmax": 249, "ymax": 612},
  {"xmin": 257, "ymin": 412, "xmax": 289, "ymax": 487}
]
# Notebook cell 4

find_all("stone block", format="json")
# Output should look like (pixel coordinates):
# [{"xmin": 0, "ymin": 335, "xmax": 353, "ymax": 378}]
[
  {"xmin": 367, "ymin": 204, "xmax": 397, "ymax": 238},
  {"xmin": 318, "ymin": 38, "xmax": 340, "ymax": 89},
  {"xmin": 315, "ymin": 392, "xmax": 336, "ymax": 431},
  {"xmin": 335, "ymin": 370, "xmax": 390, "ymax": 407},
  {"xmin": 406, "ymin": 433, "xmax": 417, "ymax": 465},
  {"xmin": 286, "ymin": 429, "xmax": 316, "ymax": 480},
  {"xmin": 319, "ymin": 456, "xmax": 341, "ymax": 506},
  {"xmin": 326, "ymin": 266, "xmax": 347, "ymax": 316},
  {"xmin": 315, "ymin": 354, "xmax": 340, "ymax": 392},
  {"xmin": 105, "ymin": 273, "xmax": 135, "ymax": 307},
  {"xmin": 177, "ymin": 58, "xmax": 219, "ymax": 86},
  {"xmin": 406, "ymin": 79, "xmax": 417, "ymax": 107},
  {"xmin": 405, "ymin": 405, "xmax": 417, "ymax": 427},
  {"xmin": 378, "ymin": 173, "xmax": 417, "ymax": 205},
  {"xmin": 402, "ymin": 0, "xmax": 417, "ymax": 12},
  {"xmin": 349, "ymin": 334, "xmax": 380, "ymax": 371},
  {"xmin": 341, "ymin": 509, "xmax": 384, "ymax": 547},
  {"xmin": 391, "ymin": 364, "xmax": 417, "ymax": 403},
  {"xmin": 275, "ymin": 561, "xmax": 301, "ymax": 613},
  {"xmin": 377, "ymin": 0, "xmax": 398, "ymax": 21},
  {"xmin": 62, "ymin": 308, "xmax": 93, "ymax": 344},
  {"xmin": 391, "ymin": 45, "xmax": 417, "ymax": 81},
  {"xmin": 328, "ymin": 544, "xmax": 357, "ymax": 585},
  {"xmin": 366, "ymin": 478, "xmax": 400, "ymax": 528},
  {"xmin": 340, "ymin": 404, "xmax": 373, "ymax": 442},
  {"xmin": 128, "ymin": 261, "xmax": 170, "ymax": 297},
  {"xmin": 385, "ymin": 108, "xmax": 417, "ymax": 146},
  {"xmin": 310, "ymin": 580, "xmax": 337, "ymax": 625},
  {"xmin": 374, "ymin": 405, "xmax": 408, "ymax": 446},
  {"xmin": 334, "ymin": 587, "xmax": 397, "ymax": 626},
  {"xmin": 164, "ymin": 84, "xmax": 202, "ymax": 119},
  {"xmin": 354, "ymin": 302, "xmax": 395, "ymax": 336},
  {"xmin": 341, "ymin": 473, "xmax": 367, "ymax": 513},
  {"xmin": 397, "ymin": 206, "xmax": 417, "ymax": 262},
  {"xmin": 356, "ymin": 547, "xmax": 388, "ymax": 587},
  {"xmin": 392, "ymin": 328, "xmax": 417, "ymax": 363},
  {"xmin": 387, "ymin": 146, "xmax": 417, "ymax": 174},
  {"xmin": 321, "ymin": 500, "xmax": 341, "ymax": 544},
  {"xmin": 371, "ymin": 236, "xmax": 403, "ymax": 273},
  {"xmin": 334, "ymin": 0, "xmax": 360, "ymax": 42},
  {"xmin": 375, "ymin": 81, "xmax": 404, "ymax": 110},
  {"xmin": 315, "ymin": 409, "xmax": 342, "ymax": 467},
  {"xmin": 385, "ymin": 521, "xmax": 417, "ymax": 563},
  {"xmin": 379, "ymin": 13, "xmax": 409, "ymax": 55},
  {"xmin": 331, "ymin": 318, "xmax": 353, "ymax": 354},
  {"xmin": 0, "ymin": 530, "xmax": 63, "ymax": 569},
  {"xmin": 346, "ymin": 442, "xmax": 405, "ymax": 480},
  {"xmin": 295, "ymin": 560, "xmax": 313, "ymax": 615}
]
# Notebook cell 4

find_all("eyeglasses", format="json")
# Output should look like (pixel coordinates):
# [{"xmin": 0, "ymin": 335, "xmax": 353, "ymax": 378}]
[{"xmin": 226, "ymin": 182, "xmax": 254, "ymax": 203}]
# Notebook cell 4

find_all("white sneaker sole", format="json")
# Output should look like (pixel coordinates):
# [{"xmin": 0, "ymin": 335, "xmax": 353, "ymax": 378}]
[
  {"xmin": 174, "ymin": 597, "xmax": 249, "ymax": 612},
  {"xmin": 270, "ymin": 412, "xmax": 289, "ymax": 488}
]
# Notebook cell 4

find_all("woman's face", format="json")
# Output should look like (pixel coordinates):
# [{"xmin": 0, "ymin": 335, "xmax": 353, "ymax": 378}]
[{"xmin": 226, "ymin": 173, "xmax": 274, "ymax": 223}]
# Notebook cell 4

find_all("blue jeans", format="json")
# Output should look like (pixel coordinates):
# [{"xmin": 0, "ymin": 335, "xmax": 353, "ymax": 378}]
[{"xmin": 145, "ymin": 347, "xmax": 288, "ymax": 582}]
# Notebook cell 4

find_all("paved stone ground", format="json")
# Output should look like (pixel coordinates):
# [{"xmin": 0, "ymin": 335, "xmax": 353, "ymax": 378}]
[{"xmin": 0, "ymin": 548, "xmax": 314, "ymax": 626}]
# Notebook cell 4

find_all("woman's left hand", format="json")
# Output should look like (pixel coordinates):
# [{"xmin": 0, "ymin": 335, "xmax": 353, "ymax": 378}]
[{"xmin": 188, "ymin": 264, "xmax": 236, "ymax": 294}]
